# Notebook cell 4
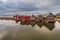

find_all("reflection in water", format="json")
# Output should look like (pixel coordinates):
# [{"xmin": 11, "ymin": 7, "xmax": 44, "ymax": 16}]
[
  {"xmin": 55, "ymin": 21, "xmax": 60, "ymax": 30},
  {"xmin": 0, "ymin": 20, "xmax": 60, "ymax": 40},
  {"xmin": 20, "ymin": 21, "xmax": 55, "ymax": 31},
  {"xmin": 44, "ymin": 23, "xmax": 55, "ymax": 31},
  {"xmin": 30, "ymin": 21, "xmax": 36, "ymax": 27},
  {"xmin": 37, "ymin": 22, "xmax": 43, "ymax": 28}
]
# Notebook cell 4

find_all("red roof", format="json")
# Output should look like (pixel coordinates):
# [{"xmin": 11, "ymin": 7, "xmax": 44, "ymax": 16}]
[
  {"xmin": 16, "ymin": 15, "xmax": 22, "ymax": 20},
  {"xmin": 24, "ymin": 16, "xmax": 30, "ymax": 21},
  {"xmin": 15, "ymin": 15, "xmax": 30, "ymax": 21}
]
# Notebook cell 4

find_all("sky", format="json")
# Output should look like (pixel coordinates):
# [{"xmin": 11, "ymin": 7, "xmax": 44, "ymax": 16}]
[{"xmin": 0, "ymin": 0, "xmax": 60, "ymax": 15}]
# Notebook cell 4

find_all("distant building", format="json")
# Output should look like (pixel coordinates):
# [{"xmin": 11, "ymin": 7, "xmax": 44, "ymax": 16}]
[
  {"xmin": 45, "ymin": 13, "xmax": 55, "ymax": 23},
  {"xmin": 24, "ymin": 16, "xmax": 30, "ymax": 21},
  {"xmin": 30, "ymin": 15, "xmax": 37, "ymax": 21},
  {"xmin": 37, "ymin": 14, "xmax": 44, "ymax": 22},
  {"xmin": 20, "ymin": 15, "xmax": 30, "ymax": 25},
  {"xmin": 55, "ymin": 13, "xmax": 60, "ymax": 22},
  {"xmin": 20, "ymin": 15, "xmax": 30, "ymax": 22}
]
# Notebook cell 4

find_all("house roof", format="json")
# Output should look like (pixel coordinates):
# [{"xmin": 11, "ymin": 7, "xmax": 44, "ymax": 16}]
[
  {"xmin": 47, "ymin": 13, "xmax": 55, "ymax": 17},
  {"xmin": 42, "ymin": 14, "xmax": 48, "ymax": 17}
]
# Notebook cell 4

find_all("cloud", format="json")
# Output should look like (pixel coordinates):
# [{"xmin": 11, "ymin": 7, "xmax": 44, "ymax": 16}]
[
  {"xmin": 50, "ymin": 5, "xmax": 60, "ymax": 13},
  {"xmin": 35, "ymin": 0, "xmax": 55, "ymax": 7},
  {"xmin": 0, "ymin": 0, "xmax": 57, "ymax": 7},
  {"xmin": 0, "ymin": 0, "xmax": 59, "ymax": 15}
]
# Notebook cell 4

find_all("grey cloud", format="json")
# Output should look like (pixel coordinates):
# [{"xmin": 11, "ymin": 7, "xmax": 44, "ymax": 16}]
[{"xmin": 0, "ymin": 0, "xmax": 60, "ymax": 15}]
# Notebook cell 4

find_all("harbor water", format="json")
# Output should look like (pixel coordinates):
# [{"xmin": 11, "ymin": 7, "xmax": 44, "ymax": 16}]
[{"xmin": 0, "ymin": 20, "xmax": 60, "ymax": 40}]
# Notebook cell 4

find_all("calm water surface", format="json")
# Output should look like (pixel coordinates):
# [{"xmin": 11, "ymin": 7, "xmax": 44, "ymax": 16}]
[{"xmin": 0, "ymin": 20, "xmax": 60, "ymax": 40}]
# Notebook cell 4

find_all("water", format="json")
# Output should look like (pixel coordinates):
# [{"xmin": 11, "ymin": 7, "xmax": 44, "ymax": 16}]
[{"xmin": 0, "ymin": 20, "xmax": 60, "ymax": 40}]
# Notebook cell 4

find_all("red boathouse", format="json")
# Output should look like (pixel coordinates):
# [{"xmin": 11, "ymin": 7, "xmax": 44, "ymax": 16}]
[{"xmin": 15, "ymin": 15, "xmax": 30, "ymax": 23}]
